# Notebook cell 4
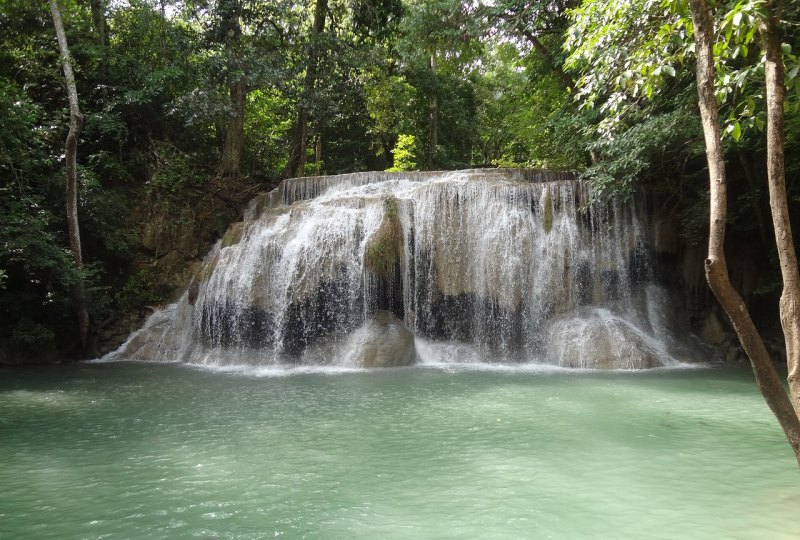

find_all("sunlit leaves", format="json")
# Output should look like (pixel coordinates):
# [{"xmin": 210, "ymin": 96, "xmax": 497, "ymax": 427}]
[
  {"xmin": 565, "ymin": 0, "xmax": 799, "ymax": 143},
  {"xmin": 564, "ymin": 0, "xmax": 685, "ymax": 136}
]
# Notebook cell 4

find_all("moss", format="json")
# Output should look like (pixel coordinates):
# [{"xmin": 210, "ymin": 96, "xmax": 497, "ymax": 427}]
[
  {"xmin": 364, "ymin": 197, "xmax": 404, "ymax": 279},
  {"xmin": 543, "ymin": 187, "xmax": 553, "ymax": 234},
  {"xmin": 221, "ymin": 222, "xmax": 244, "ymax": 248},
  {"xmin": 186, "ymin": 252, "xmax": 219, "ymax": 305},
  {"xmin": 384, "ymin": 196, "xmax": 398, "ymax": 218}
]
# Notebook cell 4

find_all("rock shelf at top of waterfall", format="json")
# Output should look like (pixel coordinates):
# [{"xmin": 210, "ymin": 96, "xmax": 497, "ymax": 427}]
[{"xmin": 106, "ymin": 168, "xmax": 702, "ymax": 369}]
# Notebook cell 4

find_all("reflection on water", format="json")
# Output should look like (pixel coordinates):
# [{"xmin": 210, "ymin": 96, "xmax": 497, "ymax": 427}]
[{"xmin": 0, "ymin": 362, "xmax": 797, "ymax": 539}]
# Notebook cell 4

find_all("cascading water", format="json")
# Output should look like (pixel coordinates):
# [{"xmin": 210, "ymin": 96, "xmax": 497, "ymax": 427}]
[{"xmin": 107, "ymin": 169, "xmax": 699, "ymax": 369}]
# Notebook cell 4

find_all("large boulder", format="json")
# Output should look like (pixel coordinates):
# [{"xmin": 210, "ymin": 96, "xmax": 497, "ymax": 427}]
[
  {"xmin": 545, "ymin": 308, "xmax": 666, "ymax": 369},
  {"xmin": 346, "ymin": 310, "xmax": 416, "ymax": 368}
]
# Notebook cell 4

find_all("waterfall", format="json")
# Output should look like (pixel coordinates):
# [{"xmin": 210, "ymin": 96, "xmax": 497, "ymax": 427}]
[{"xmin": 106, "ymin": 169, "xmax": 698, "ymax": 369}]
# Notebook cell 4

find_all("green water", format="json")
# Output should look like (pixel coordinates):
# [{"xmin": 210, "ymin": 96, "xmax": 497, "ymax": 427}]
[{"xmin": 0, "ymin": 363, "xmax": 798, "ymax": 539}]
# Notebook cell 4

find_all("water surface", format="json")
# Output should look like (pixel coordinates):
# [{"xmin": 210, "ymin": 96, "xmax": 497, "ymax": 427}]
[{"xmin": 0, "ymin": 363, "xmax": 797, "ymax": 539}]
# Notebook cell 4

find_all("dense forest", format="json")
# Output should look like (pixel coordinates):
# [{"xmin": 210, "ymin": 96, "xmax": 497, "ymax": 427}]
[{"xmin": 1, "ymin": 0, "xmax": 799, "ymax": 363}]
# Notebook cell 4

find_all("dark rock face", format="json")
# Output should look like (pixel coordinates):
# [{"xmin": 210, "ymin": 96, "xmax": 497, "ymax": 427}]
[
  {"xmin": 278, "ymin": 273, "xmax": 364, "ymax": 356},
  {"xmin": 199, "ymin": 300, "xmax": 275, "ymax": 349},
  {"xmin": 416, "ymin": 293, "xmax": 524, "ymax": 350}
]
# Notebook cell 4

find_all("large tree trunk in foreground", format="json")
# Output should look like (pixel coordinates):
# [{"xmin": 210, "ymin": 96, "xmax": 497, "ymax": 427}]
[
  {"xmin": 50, "ymin": 0, "xmax": 90, "ymax": 351},
  {"xmin": 689, "ymin": 0, "xmax": 800, "ymax": 465},
  {"xmin": 760, "ymin": 0, "xmax": 800, "ymax": 414}
]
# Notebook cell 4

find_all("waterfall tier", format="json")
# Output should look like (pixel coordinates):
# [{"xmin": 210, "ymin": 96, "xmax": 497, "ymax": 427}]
[{"xmin": 107, "ymin": 169, "xmax": 699, "ymax": 369}]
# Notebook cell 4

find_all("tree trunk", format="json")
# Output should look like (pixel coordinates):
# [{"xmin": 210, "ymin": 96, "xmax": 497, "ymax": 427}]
[
  {"xmin": 219, "ymin": 0, "xmax": 245, "ymax": 181},
  {"xmin": 49, "ymin": 0, "xmax": 90, "ymax": 352},
  {"xmin": 688, "ymin": 0, "xmax": 800, "ymax": 465},
  {"xmin": 382, "ymin": 135, "xmax": 395, "ymax": 168},
  {"xmin": 520, "ymin": 28, "xmax": 573, "ymax": 90},
  {"xmin": 221, "ymin": 80, "xmax": 245, "ymax": 179},
  {"xmin": 314, "ymin": 134, "xmax": 322, "ymax": 175},
  {"xmin": 287, "ymin": 110, "xmax": 309, "ymax": 178},
  {"xmin": 428, "ymin": 49, "xmax": 438, "ymax": 168},
  {"xmin": 159, "ymin": 0, "xmax": 168, "ymax": 58},
  {"xmin": 88, "ymin": 0, "xmax": 107, "ymax": 77},
  {"xmin": 286, "ymin": 0, "xmax": 327, "ymax": 178},
  {"xmin": 760, "ymin": 0, "xmax": 800, "ymax": 414}
]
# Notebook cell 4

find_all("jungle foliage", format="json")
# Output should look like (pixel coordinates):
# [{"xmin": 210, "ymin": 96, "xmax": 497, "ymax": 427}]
[{"xmin": 0, "ymin": 0, "xmax": 798, "ymax": 360}]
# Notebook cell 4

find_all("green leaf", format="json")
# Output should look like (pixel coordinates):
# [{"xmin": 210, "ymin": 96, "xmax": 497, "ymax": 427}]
[
  {"xmin": 663, "ymin": 65, "xmax": 676, "ymax": 77},
  {"xmin": 732, "ymin": 121, "xmax": 741, "ymax": 141}
]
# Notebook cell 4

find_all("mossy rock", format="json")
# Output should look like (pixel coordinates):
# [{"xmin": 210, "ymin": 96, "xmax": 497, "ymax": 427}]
[
  {"xmin": 187, "ymin": 251, "xmax": 220, "ymax": 305},
  {"xmin": 543, "ymin": 186, "xmax": 553, "ymax": 234},
  {"xmin": 350, "ymin": 310, "xmax": 416, "ymax": 368},
  {"xmin": 364, "ymin": 197, "xmax": 404, "ymax": 279},
  {"xmin": 221, "ymin": 222, "xmax": 244, "ymax": 248}
]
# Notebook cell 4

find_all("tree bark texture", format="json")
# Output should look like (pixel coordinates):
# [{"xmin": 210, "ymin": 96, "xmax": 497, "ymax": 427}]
[
  {"xmin": 759, "ymin": 0, "xmax": 800, "ymax": 414},
  {"xmin": 221, "ymin": 80, "xmax": 246, "ymax": 179},
  {"xmin": 220, "ymin": 0, "xmax": 245, "ymax": 180},
  {"xmin": 89, "ymin": 0, "xmax": 107, "ymax": 77},
  {"xmin": 50, "ymin": 0, "xmax": 90, "ymax": 350},
  {"xmin": 689, "ymin": 0, "xmax": 800, "ymax": 465},
  {"xmin": 428, "ymin": 49, "xmax": 438, "ymax": 168},
  {"xmin": 287, "ymin": 110, "xmax": 309, "ymax": 178},
  {"xmin": 286, "ymin": 0, "xmax": 327, "ymax": 178},
  {"xmin": 160, "ymin": 0, "xmax": 167, "ymax": 55},
  {"xmin": 314, "ymin": 134, "xmax": 322, "ymax": 174}
]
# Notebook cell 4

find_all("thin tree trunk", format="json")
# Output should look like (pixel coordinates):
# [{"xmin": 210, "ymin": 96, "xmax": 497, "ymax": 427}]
[
  {"xmin": 220, "ymin": 0, "xmax": 245, "ymax": 180},
  {"xmin": 221, "ymin": 80, "xmax": 245, "ymax": 179},
  {"xmin": 759, "ymin": 0, "xmax": 800, "ymax": 414},
  {"xmin": 287, "ymin": 110, "xmax": 308, "ymax": 177},
  {"xmin": 428, "ymin": 49, "xmax": 438, "ymax": 168},
  {"xmin": 88, "ymin": 0, "xmax": 107, "ymax": 78},
  {"xmin": 49, "ymin": 0, "xmax": 90, "ymax": 351},
  {"xmin": 314, "ymin": 134, "xmax": 322, "ymax": 175},
  {"xmin": 382, "ymin": 135, "xmax": 395, "ymax": 168},
  {"xmin": 159, "ymin": 0, "xmax": 167, "ymax": 58},
  {"xmin": 520, "ymin": 28, "xmax": 573, "ymax": 90},
  {"xmin": 689, "ymin": 0, "xmax": 800, "ymax": 465},
  {"xmin": 286, "ymin": 0, "xmax": 327, "ymax": 178}
]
